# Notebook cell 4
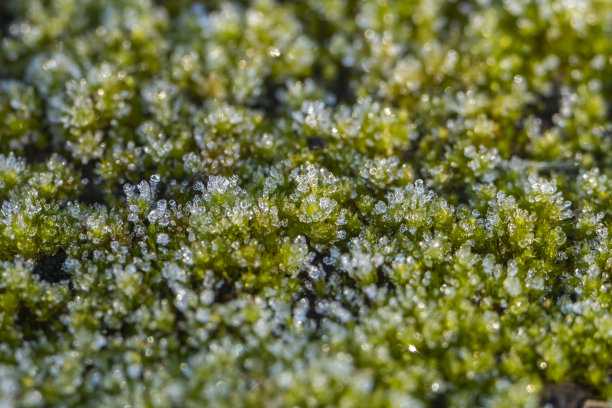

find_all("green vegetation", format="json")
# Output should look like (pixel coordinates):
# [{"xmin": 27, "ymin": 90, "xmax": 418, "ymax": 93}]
[{"xmin": 0, "ymin": 0, "xmax": 612, "ymax": 406}]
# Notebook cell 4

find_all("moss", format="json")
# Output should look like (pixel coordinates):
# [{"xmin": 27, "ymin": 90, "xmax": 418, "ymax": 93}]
[{"xmin": 1, "ymin": 0, "xmax": 612, "ymax": 406}]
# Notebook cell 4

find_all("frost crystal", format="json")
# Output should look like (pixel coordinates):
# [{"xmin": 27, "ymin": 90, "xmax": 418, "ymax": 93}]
[{"xmin": 157, "ymin": 233, "xmax": 170, "ymax": 246}]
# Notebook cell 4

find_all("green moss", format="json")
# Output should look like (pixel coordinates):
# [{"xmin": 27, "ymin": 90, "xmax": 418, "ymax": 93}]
[{"xmin": 1, "ymin": 0, "xmax": 612, "ymax": 406}]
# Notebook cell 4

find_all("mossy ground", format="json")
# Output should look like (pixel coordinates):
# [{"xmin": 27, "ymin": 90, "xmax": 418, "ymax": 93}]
[{"xmin": 0, "ymin": 0, "xmax": 612, "ymax": 407}]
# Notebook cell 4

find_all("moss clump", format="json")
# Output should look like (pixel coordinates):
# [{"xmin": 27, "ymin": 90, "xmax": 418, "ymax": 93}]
[{"xmin": 1, "ymin": 0, "xmax": 612, "ymax": 406}]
